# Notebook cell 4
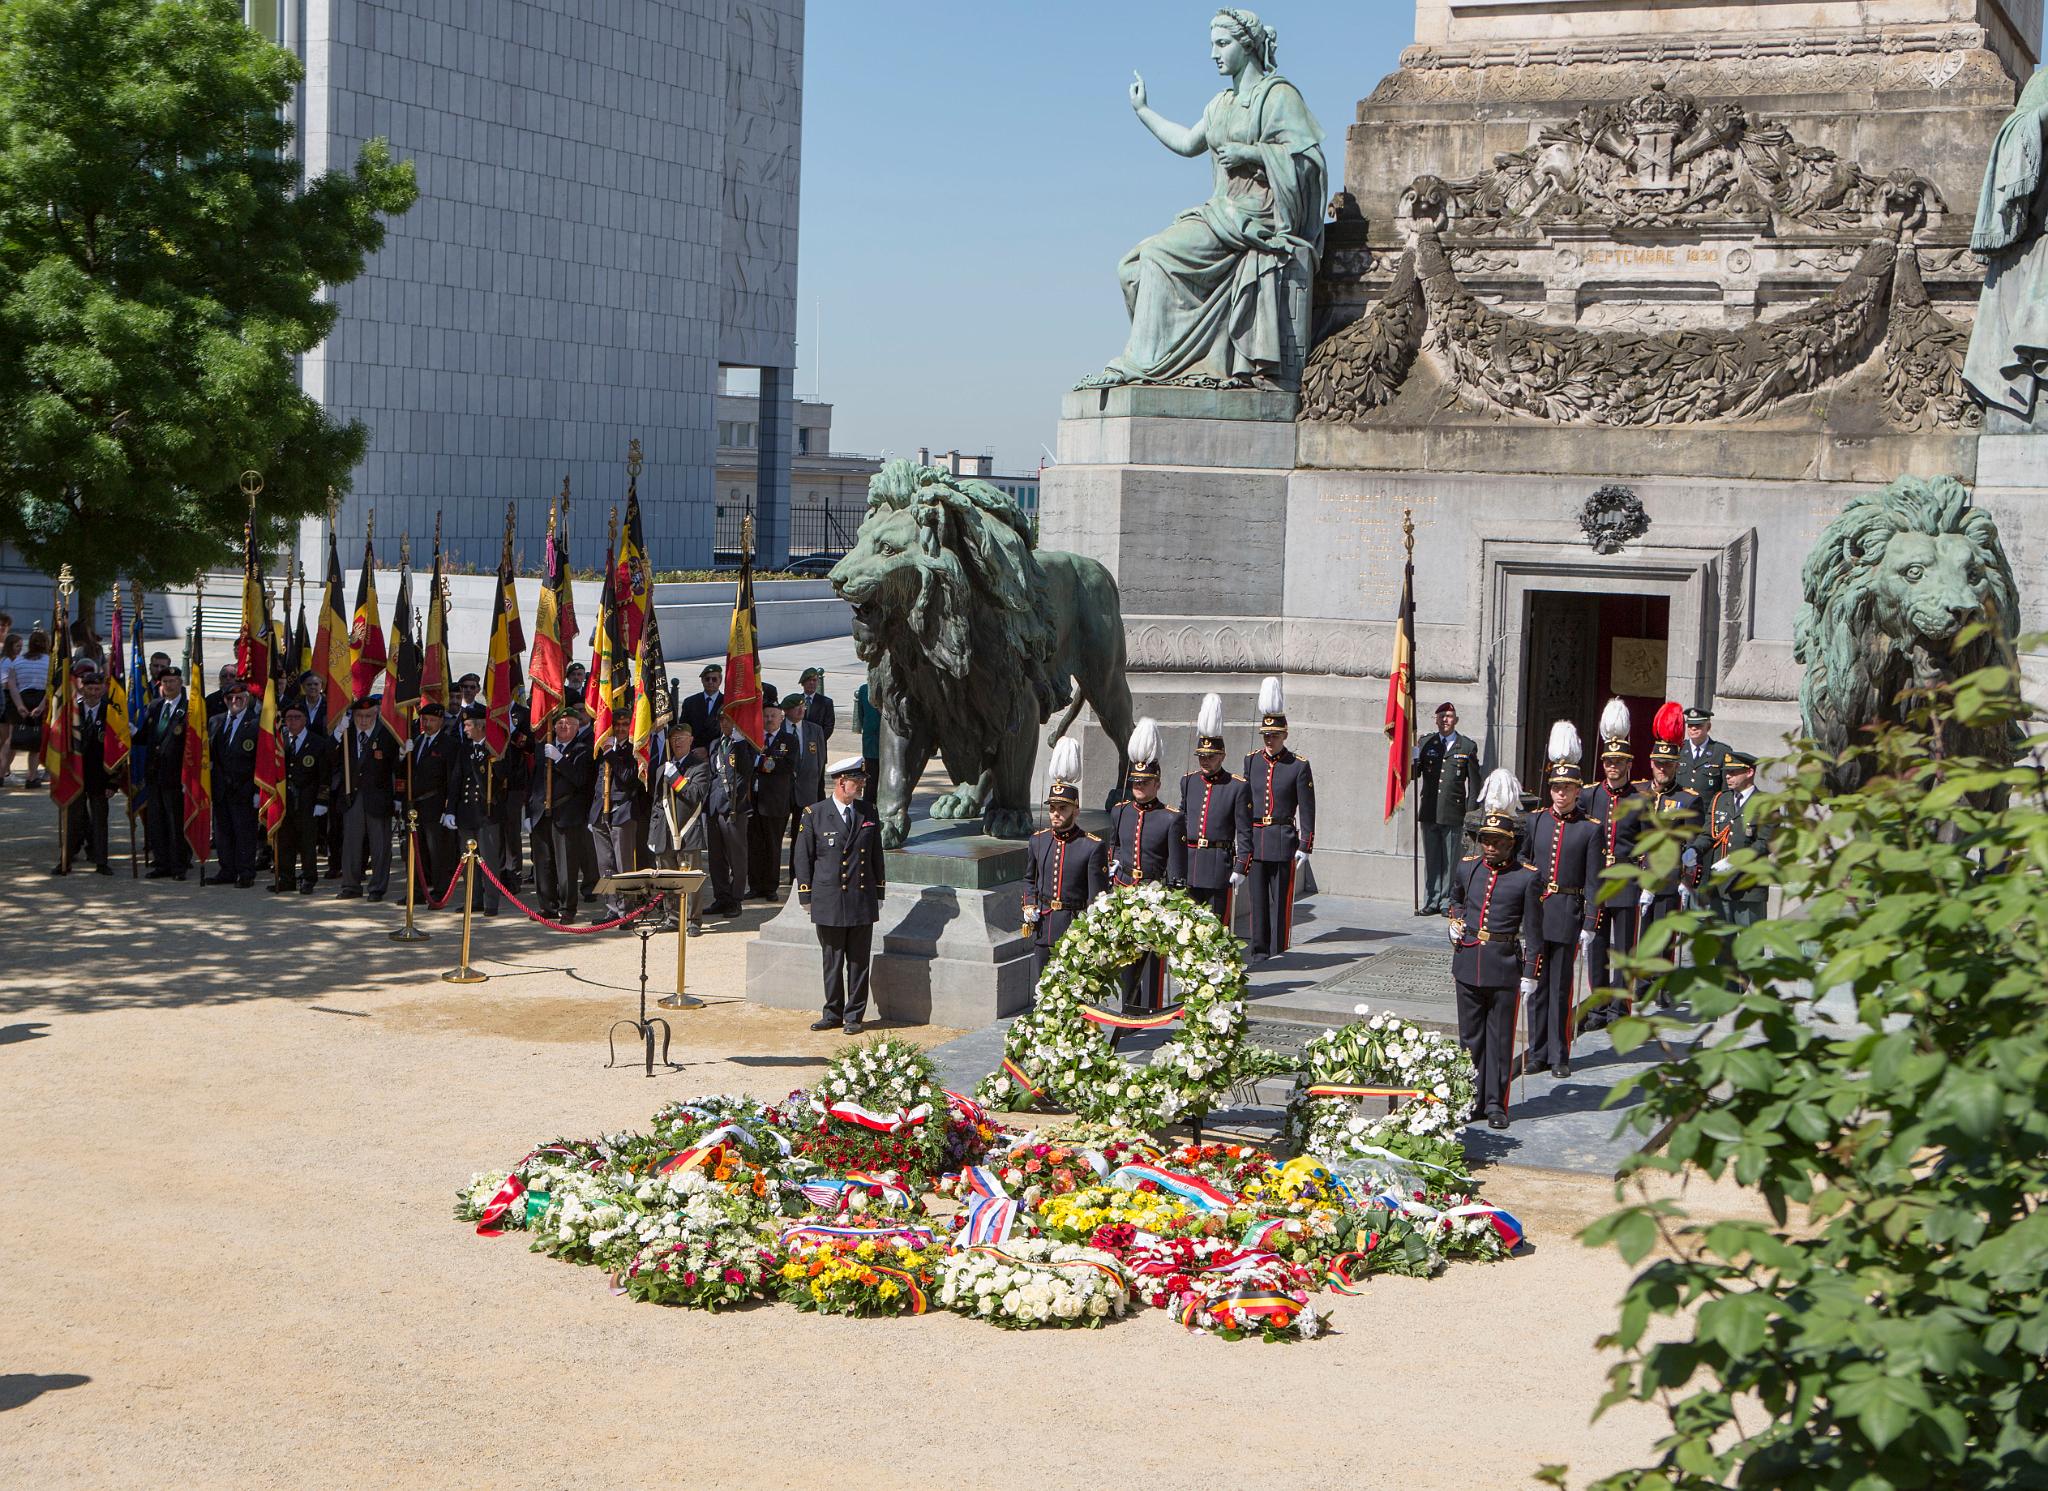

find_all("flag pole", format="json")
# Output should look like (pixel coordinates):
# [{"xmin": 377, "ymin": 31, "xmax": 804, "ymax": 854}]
[
  {"xmin": 1404, "ymin": 510, "xmax": 1420, "ymax": 916},
  {"xmin": 54, "ymin": 565, "xmax": 73, "ymax": 875}
]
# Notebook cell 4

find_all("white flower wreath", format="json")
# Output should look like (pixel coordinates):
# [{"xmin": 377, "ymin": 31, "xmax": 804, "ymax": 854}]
[
  {"xmin": 1284, "ymin": 1004, "xmax": 1479, "ymax": 1159},
  {"xmin": 974, "ymin": 882, "xmax": 1282, "ymax": 1130}
]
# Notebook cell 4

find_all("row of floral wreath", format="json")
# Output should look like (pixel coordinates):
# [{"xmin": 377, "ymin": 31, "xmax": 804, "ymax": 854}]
[{"xmin": 457, "ymin": 1022, "xmax": 1517, "ymax": 1342}]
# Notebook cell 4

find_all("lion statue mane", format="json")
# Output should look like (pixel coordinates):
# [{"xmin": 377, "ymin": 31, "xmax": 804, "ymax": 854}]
[
  {"xmin": 829, "ymin": 460, "xmax": 1134, "ymax": 846},
  {"xmin": 1793, "ymin": 475, "xmax": 2023, "ymax": 788}
]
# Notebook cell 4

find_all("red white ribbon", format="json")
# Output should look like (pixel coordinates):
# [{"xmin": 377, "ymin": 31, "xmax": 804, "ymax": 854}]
[
  {"xmin": 824, "ymin": 1100, "xmax": 932, "ymax": 1134},
  {"xmin": 475, "ymin": 1174, "xmax": 527, "ymax": 1236}
]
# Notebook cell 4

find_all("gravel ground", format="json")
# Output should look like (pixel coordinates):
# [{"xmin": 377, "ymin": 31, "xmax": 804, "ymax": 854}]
[{"xmin": 0, "ymin": 785, "xmax": 1766, "ymax": 1491}]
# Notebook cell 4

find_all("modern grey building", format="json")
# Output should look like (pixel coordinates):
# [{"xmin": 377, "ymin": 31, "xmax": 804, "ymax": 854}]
[{"xmin": 261, "ymin": 0, "xmax": 803, "ymax": 573}]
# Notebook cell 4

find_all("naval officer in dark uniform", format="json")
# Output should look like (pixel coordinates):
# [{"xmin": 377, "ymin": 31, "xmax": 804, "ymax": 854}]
[
  {"xmin": 1022, "ymin": 737, "xmax": 1108, "ymax": 983},
  {"xmin": 1244, "ymin": 675, "xmax": 1314, "ymax": 959},
  {"xmin": 1447, "ymin": 771, "xmax": 1544, "ymax": 1129},
  {"xmin": 453, "ymin": 702, "xmax": 510, "ymax": 916},
  {"xmin": 1179, "ymin": 691, "xmax": 1250, "ymax": 928},
  {"xmin": 1524, "ymin": 723, "xmax": 1603, "ymax": 1078},
  {"xmin": 1106, "ymin": 719, "xmax": 1187, "ymax": 1012},
  {"xmin": 794, "ymin": 756, "xmax": 887, "ymax": 1035}
]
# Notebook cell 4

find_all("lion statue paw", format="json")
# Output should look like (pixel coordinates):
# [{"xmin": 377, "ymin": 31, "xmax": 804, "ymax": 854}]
[
  {"xmin": 930, "ymin": 784, "xmax": 986, "ymax": 820},
  {"xmin": 983, "ymin": 806, "xmax": 1035, "ymax": 841}
]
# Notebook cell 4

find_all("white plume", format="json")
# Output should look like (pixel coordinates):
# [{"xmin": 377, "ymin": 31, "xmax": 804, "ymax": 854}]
[
  {"xmin": 1258, "ymin": 675, "xmax": 1285, "ymax": 716},
  {"xmin": 1126, "ymin": 717, "xmax": 1161, "ymax": 765},
  {"xmin": 1196, "ymin": 692, "xmax": 1224, "ymax": 738},
  {"xmin": 1546, "ymin": 719, "xmax": 1582, "ymax": 765},
  {"xmin": 1599, "ymin": 697, "xmax": 1632, "ymax": 742},
  {"xmin": 1480, "ymin": 768, "xmax": 1521, "ymax": 814},
  {"xmin": 1047, "ymin": 737, "xmax": 1081, "ymax": 784}
]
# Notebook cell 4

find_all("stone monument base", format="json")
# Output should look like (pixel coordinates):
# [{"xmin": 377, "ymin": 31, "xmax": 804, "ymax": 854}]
[{"xmin": 745, "ymin": 818, "xmax": 1037, "ymax": 1029}]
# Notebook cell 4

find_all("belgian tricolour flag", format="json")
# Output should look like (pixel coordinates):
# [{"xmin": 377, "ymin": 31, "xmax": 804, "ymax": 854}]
[
  {"xmin": 1381, "ymin": 542, "xmax": 1417, "ymax": 822},
  {"xmin": 724, "ymin": 543, "xmax": 764, "ymax": 750}
]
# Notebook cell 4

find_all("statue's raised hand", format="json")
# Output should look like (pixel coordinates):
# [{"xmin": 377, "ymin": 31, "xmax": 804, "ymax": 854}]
[{"xmin": 1129, "ymin": 71, "xmax": 1146, "ymax": 111}]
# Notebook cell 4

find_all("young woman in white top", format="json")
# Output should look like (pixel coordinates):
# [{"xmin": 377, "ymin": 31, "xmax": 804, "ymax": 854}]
[{"xmin": 6, "ymin": 628, "xmax": 51, "ymax": 788}]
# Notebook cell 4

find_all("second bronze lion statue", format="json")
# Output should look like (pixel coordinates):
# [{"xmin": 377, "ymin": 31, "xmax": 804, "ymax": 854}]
[{"xmin": 829, "ymin": 460, "xmax": 1134, "ymax": 847}]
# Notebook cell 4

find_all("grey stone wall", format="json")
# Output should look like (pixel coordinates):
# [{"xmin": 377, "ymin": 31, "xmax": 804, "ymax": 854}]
[{"xmin": 296, "ymin": 0, "xmax": 801, "ymax": 575}]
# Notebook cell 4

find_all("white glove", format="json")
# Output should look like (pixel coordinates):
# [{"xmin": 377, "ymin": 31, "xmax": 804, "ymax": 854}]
[
  {"xmin": 1712, "ymin": 858, "xmax": 1731, "ymax": 875},
  {"xmin": 440, "ymin": 812, "xmax": 456, "ymax": 831},
  {"xmin": 661, "ymin": 761, "xmax": 679, "ymax": 783},
  {"xmin": 1637, "ymin": 890, "xmax": 1652, "ymax": 911},
  {"xmin": 1021, "ymin": 905, "xmax": 1041, "ymax": 925},
  {"xmin": 544, "ymin": 743, "xmax": 562, "ymax": 762},
  {"xmin": 1107, "ymin": 859, "xmax": 1121, "ymax": 880},
  {"xmin": 1294, "ymin": 849, "xmax": 1309, "ymax": 865},
  {"xmin": 1681, "ymin": 846, "xmax": 1698, "ymax": 869},
  {"xmin": 1229, "ymin": 871, "xmax": 1246, "ymax": 887},
  {"xmin": 1447, "ymin": 920, "xmax": 1464, "ymax": 945},
  {"xmin": 312, "ymin": 805, "xmax": 327, "ymax": 818},
  {"xmin": 1679, "ymin": 885, "xmax": 1694, "ymax": 910},
  {"xmin": 1518, "ymin": 977, "xmax": 1539, "ymax": 997},
  {"xmin": 523, "ymin": 815, "xmax": 535, "ymax": 834},
  {"xmin": 1578, "ymin": 929, "xmax": 1594, "ymax": 956}
]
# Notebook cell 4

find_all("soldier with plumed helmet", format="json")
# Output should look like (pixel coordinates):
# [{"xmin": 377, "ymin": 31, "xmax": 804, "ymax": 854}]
[
  {"xmin": 1107, "ymin": 718, "xmax": 1188, "ymax": 1012},
  {"xmin": 1243, "ymin": 675, "xmax": 1314, "ymax": 959},
  {"xmin": 1022, "ymin": 737, "xmax": 1108, "ymax": 983},
  {"xmin": 1524, "ymin": 721, "xmax": 1603, "ymax": 1079},
  {"xmin": 1582, "ymin": 698, "xmax": 1648, "ymax": 1028},
  {"xmin": 1634, "ymin": 702, "xmax": 1707, "ymax": 1010},
  {"xmin": 1178, "ymin": 692, "xmax": 1251, "ymax": 927},
  {"xmin": 1446, "ymin": 769, "xmax": 1544, "ymax": 1130}
]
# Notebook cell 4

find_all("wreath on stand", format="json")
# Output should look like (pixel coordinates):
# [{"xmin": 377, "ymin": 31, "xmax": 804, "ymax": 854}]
[{"xmin": 975, "ymin": 882, "xmax": 1287, "ymax": 1131}]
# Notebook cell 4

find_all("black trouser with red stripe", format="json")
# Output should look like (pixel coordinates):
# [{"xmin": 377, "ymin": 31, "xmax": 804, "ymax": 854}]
[
  {"xmin": 1186, "ymin": 882, "xmax": 1234, "ymax": 926},
  {"xmin": 1586, "ymin": 901, "xmax": 1639, "ymax": 1020},
  {"xmin": 1456, "ymin": 980, "xmax": 1518, "ymax": 1119},
  {"xmin": 1248, "ymin": 858, "xmax": 1294, "ymax": 956},
  {"xmin": 1530, "ymin": 938, "xmax": 1578, "ymax": 1069}
]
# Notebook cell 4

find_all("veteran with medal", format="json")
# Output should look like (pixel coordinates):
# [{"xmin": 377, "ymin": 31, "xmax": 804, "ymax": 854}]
[{"xmin": 794, "ymin": 756, "xmax": 886, "ymax": 1036}]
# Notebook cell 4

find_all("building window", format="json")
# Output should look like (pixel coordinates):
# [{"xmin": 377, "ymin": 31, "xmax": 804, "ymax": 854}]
[
  {"xmin": 718, "ymin": 421, "xmax": 733, "ymax": 447},
  {"xmin": 245, "ymin": 0, "xmax": 281, "ymax": 40},
  {"xmin": 797, "ymin": 427, "xmax": 812, "ymax": 454},
  {"xmin": 740, "ymin": 422, "xmax": 756, "ymax": 448}
]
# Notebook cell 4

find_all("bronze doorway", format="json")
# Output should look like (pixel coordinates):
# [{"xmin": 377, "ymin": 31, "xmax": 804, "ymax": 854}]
[{"xmin": 1519, "ymin": 591, "xmax": 1670, "ymax": 788}]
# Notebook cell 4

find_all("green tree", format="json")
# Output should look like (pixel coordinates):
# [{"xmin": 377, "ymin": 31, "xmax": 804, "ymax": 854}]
[
  {"xmin": 0, "ymin": 0, "xmax": 416, "ymax": 603},
  {"xmin": 1553, "ymin": 648, "xmax": 2048, "ymax": 1488}
]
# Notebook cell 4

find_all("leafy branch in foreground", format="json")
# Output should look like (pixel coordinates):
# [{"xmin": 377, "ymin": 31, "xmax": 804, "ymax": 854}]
[{"xmin": 1554, "ymin": 645, "xmax": 2048, "ymax": 1489}]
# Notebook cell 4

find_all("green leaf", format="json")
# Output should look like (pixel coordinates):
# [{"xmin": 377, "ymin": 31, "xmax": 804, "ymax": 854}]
[{"xmin": 1834, "ymin": 1372, "xmax": 1933, "ymax": 1453}]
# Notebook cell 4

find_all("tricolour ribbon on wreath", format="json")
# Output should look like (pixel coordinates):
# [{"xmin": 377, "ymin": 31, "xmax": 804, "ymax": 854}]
[
  {"xmin": 943, "ymin": 1089, "xmax": 989, "ymax": 1129},
  {"xmin": 1363, "ymin": 1189, "xmax": 1526, "ymax": 1250},
  {"xmin": 1107, "ymin": 1162, "xmax": 1238, "ymax": 1212},
  {"xmin": 959, "ymin": 1245, "xmax": 1127, "ymax": 1289},
  {"xmin": 822, "ymin": 1100, "xmax": 932, "ymax": 1134},
  {"xmin": 778, "ymin": 1221, "xmax": 937, "ymax": 1249},
  {"xmin": 954, "ymin": 1165, "xmax": 1018, "ymax": 1246},
  {"xmin": 799, "ymin": 1172, "xmax": 912, "ymax": 1212}
]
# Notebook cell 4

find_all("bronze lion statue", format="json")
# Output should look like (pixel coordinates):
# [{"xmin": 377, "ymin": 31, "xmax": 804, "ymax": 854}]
[
  {"xmin": 1793, "ymin": 476, "xmax": 2023, "ymax": 788},
  {"xmin": 829, "ymin": 460, "xmax": 1134, "ymax": 846}
]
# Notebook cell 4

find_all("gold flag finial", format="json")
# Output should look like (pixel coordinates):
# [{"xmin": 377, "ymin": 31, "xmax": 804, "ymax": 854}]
[
  {"xmin": 326, "ymin": 484, "xmax": 337, "ymax": 523},
  {"xmin": 1402, "ymin": 507, "xmax": 1415, "ymax": 559},
  {"xmin": 57, "ymin": 562, "xmax": 74, "ymax": 600},
  {"xmin": 627, "ymin": 437, "xmax": 643, "ymax": 480},
  {"xmin": 240, "ymin": 469, "xmax": 264, "ymax": 504}
]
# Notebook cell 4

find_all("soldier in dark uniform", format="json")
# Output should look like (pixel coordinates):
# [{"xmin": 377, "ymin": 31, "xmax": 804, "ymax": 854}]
[
  {"xmin": 333, "ymin": 696, "xmax": 398, "ymax": 901},
  {"xmin": 1244, "ymin": 676, "xmax": 1314, "ymax": 960},
  {"xmin": 1446, "ymin": 774, "xmax": 1544, "ymax": 1129},
  {"xmin": 1674, "ymin": 705, "xmax": 1732, "ymax": 801},
  {"xmin": 1413, "ymin": 701, "xmax": 1482, "ymax": 914},
  {"xmin": 208, "ymin": 679, "xmax": 261, "ymax": 887},
  {"xmin": 783, "ymin": 692, "xmax": 828, "ymax": 887},
  {"xmin": 798, "ymin": 666, "xmax": 836, "ymax": 742},
  {"xmin": 1106, "ymin": 720, "xmax": 1187, "ymax": 1012},
  {"xmin": 1524, "ymin": 724, "xmax": 1603, "ymax": 1078},
  {"xmin": 704, "ymin": 711, "xmax": 757, "ymax": 916},
  {"xmin": 64, "ymin": 667, "xmax": 114, "ymax": 874},
  {"xmin": 1179, "ymin": 691, "xmax": 1250, "ymax": 928},
  {"xmin": 1582, "ymin": 700, "xmax": 1645, "ymax": 1026},
  {"xmin": 270, "ymin": 699, "xmax": 329, "ymax": 894},
  {"xmin": 590, "ymin": 712, "xmax": 649, "ymax": 922},
  {"xmin": 1022, "ymin": 739, "xmax": 1108, "ymax": 982},
  {"xmin": 452, "ymin": 702, "xmax": 509, "ymax": 915},
  {"xmin": 496, "ymin": 706, "xmax": 533, "ymax": 890},
  {"xmin": 528, "ymin": 702, "xmax": 596, "ymax": 922},
  {"xmin": 1637, "ymin": 706, "xmax": 1708, "ymax": 1009},
  {"xmin": 407, "ymin": 699, "xmax": 462, "ymax": 903},
  {"xmin": 749, "ymin": 696, "xmax": 797, "ymax": 899},
  {"xmin": 142, "ymin": 667, "xmax": 189, "ymax": 879},
  {"xmin": 794, "ymin": 757, "xmax": 887, "ymax": 1034},
  {"xmin": 1706, "ymin": 751, "xmax": 1771, "ymax": 932}
]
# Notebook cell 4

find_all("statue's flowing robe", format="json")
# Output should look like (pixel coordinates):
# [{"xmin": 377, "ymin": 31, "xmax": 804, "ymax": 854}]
[
  {"xmin": 1965, "ymin": 68, "xmax": 2048, "ymax": 419},
  {"xmin": 1109, "ymin": 75, "xmax": 1325, "ymax": 385}
]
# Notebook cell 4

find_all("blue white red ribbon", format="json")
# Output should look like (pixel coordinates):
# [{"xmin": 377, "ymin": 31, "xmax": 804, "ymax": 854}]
[
  {"xmin": 779, "ymin": 1221, "xmax": 936, "ymax": 1248},
  {"xmin": 1364, "ymin": 1191, "xmax": 1525, "ymax": 1250},
  {"xmin": 961, "ymin": 1193, "xmax": 1019, "ymax": 1247},
  {"xmin": 961, "ymin": 1165, "xmax": 1008, "ymax": 1200},
  {"xmin": 944, "ymin": 1089, "xmax": 989, "ymax": 1129},
  {"xmin": 1108, "ymin": 1162, "xmax": 1239, "ymax": 1212}
]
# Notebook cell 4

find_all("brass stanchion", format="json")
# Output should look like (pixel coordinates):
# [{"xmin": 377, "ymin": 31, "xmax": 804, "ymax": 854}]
[
  {"xmin": 442, "ymin": 840, "xmax": 486, "ymax": 983},
  {"xmin": 390, "ymin": 807, "xmax": 431, "ymax": 942},
  {"xmin": 660, "ymin": 883, "xmax": 703, "ymax": 1010}
]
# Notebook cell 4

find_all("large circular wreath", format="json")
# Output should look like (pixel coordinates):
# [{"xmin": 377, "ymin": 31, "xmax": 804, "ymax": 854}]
[
  {"xmin": 1283, "ymin": 1006, "xmax": 1478, "ymax": 1162},
  {"xmin": 976, "ymin": 883, "xmax": 1283, "ymax": 1130}
]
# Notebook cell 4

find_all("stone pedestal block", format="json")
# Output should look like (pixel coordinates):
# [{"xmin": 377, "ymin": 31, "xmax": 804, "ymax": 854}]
[{"xmin": 744, "ymin": 820, "xmax": 1038, "ymax": 1029}]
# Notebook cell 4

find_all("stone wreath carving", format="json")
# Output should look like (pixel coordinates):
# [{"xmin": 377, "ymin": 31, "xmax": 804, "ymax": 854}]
[
  {"xmin": 1580, "ymin": 486, "xmax": 1649, "ymax": 553},
  {"xmin": 1300, "ymin": 225, "xmax": 1979, "ymax": 430},
  {"xmin": 1402, "ymin": 81, "xmax": 1944, "ymax": 234}
]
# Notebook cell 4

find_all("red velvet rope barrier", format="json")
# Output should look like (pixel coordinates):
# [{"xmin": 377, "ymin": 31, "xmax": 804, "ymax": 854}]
[
  {"xmin": 472, "ymin": 855, "xmax": 658, "ymax": 935},
  {"xmin": 406, "ymin": 833, "xmax": 467, "ymax": 910}
]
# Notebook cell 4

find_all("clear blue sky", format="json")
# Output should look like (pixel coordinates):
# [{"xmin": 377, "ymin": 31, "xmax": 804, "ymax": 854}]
[{"xmin": 790, "ymin": 3, "xmax": 1414, "ymax": 474}]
